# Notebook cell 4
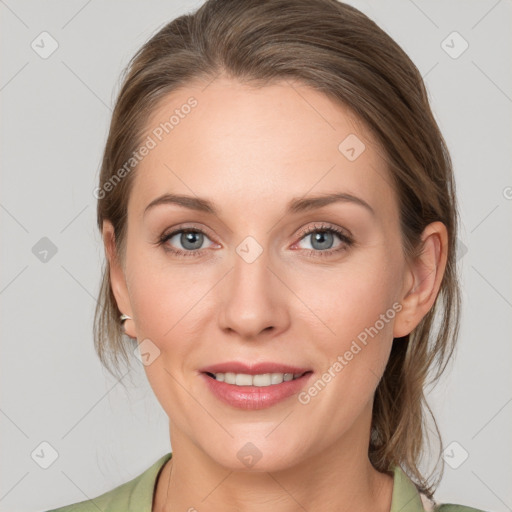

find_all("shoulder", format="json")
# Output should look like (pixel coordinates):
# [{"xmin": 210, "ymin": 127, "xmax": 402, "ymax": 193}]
[
  {"xmin": 44, "ymin": 488, "xmax": 120, "ymax": 512},
  {"xmin": 423, "ymin": 488, "xmax": 490, "ymax": 512},
  {"xmin": 43, "ymin": 475, "xmax": 138, "ymax": 512},
  {"xmin": 434, "ymin": 505, "xmax": 490, "ymax": 512},
  {"xmin": 43, "ymin": 452, "xmax": 172, "ymax": 512},
  {"xmin": 392, "ymin": 465, "xmax": 490, "ymax": 512}
]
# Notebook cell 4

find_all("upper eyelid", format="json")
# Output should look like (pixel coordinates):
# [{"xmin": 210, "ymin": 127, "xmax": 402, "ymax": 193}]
[
  {"xmin": 162, "ymin": 224, "xmax": 216, "ymax": 242},
  {"xmin": 297, "ymin": 222, "xmax": 352, "ymax": 238}
]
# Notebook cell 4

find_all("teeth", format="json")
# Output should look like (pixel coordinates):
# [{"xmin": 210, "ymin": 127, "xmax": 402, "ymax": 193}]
[{"xmin": 212, "ymin": 372, "xmax": 303, "ymax": 386}]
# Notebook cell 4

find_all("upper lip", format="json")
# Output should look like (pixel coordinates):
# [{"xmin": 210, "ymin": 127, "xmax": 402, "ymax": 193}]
[{"xmin": 199, "ymin": 362, "xmax": 312, "ymax": 375}]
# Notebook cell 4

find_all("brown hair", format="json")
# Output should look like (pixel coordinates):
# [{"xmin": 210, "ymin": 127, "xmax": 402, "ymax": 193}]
[{"xmin": 93, "ymin": 0, "xmax": 460, "ymax": 498}]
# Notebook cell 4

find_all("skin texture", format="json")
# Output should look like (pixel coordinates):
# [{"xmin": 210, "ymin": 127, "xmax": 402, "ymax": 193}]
[{"xmin": 103, "ymin": 77, "xmax": 448, "ymax": 512}]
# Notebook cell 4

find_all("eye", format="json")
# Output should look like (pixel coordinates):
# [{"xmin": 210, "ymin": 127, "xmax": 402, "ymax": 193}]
[
  {"xmin": 155, "ymin": 222, "xmax": 354, "ymax": 259},
  {"xmin": 293, "ymin": 222, "xmax": 354, "ymax": 258},
  {"xmin": 157, "ymin": 227, "xmax": 217, "ymax": 257}
]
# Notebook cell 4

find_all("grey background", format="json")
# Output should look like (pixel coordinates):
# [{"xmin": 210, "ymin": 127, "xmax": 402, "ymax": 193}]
[{"xmin": 1, "ymin": 1, "xmax": 511, "ymax": 511}]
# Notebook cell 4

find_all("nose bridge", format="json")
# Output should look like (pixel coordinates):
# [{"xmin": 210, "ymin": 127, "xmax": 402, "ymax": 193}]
[
  {"xmin": 233, "ymin": 235, "xmax": 271, "ymax": 291},
  {"xmin": 219, "ymin": 234, "xmax": 288, "ymax": 337}
]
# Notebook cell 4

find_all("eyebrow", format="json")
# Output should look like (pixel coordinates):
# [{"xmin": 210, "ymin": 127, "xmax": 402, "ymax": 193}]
[{"xmin": 143, "ymin": 192, "xmax": 375, "ymax": 217}]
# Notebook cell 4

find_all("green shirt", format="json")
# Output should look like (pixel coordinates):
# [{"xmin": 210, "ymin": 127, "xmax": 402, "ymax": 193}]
[{"xmin": 45, "ymin": 452, "xmax": 487, "ymax": 512}]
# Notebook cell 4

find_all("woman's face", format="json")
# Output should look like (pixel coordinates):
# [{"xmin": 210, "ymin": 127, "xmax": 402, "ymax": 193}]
[{"xmin": 109, "ymin": 77, "xmax": 416, "ymax": 470}]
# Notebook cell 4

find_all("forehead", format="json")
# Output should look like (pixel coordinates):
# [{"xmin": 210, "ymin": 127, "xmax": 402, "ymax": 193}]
[{"xmin": 129, "ymin": 77, "xmax": 397, "ymax": 222}]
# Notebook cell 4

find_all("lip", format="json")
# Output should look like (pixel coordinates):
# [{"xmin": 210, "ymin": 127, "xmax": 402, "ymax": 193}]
[
  {"xmin": 199, "ymin": 361, "xmax": 312, "ymax": 375},
  {"xmin": 199, "ymin": 366, "xmax": 314, "ymax": 410}
]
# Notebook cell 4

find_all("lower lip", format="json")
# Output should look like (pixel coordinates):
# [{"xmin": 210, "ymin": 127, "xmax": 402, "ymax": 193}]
[{"xmin": 200, "ymin": 372, "xmax": 313, "ymax": 410}]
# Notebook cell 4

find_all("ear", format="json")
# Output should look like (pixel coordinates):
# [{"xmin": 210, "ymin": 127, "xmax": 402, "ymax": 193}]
[
  {"xmin": 393, "ymin": 221, "xmax": 449, "ymax": 338},
  {"xmin": 102, "ymin": 220, "xmax": 136, "ymax": 339}
]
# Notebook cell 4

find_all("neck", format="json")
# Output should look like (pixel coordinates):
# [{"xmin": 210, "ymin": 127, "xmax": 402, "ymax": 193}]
[{"xmin": 154, "ymin": 414, "xmax": 393, "ymax": 512}]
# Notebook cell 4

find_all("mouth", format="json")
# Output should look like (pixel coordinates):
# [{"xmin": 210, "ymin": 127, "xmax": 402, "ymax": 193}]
[
  {"xmin": 200, "ymin": 369, "xmax": 314, "ymax": 410},
  {"xmin": 203, "ymin": 370, "xmax": 312, "ymax": 387}
]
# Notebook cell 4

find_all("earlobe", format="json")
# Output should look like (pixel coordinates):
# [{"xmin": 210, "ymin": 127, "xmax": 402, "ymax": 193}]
[
  {"xmin": 393, "ymin": 221, "xmax": 448, "ymax": 338},
  {"xmin": 102, "ymin": 221, "xmax": 136, "ymax": 338}
]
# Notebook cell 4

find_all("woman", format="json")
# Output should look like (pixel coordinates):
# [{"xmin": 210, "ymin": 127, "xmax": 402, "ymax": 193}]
[{"xmin": 47, "ymin": 0, "xmax": 489, "ymax": 510}]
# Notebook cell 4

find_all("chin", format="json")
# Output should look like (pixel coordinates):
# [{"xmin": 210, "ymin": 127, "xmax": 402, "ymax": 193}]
[{"xmin": 202, "ymin": 438, "xmax": 305, "ymax": 473}]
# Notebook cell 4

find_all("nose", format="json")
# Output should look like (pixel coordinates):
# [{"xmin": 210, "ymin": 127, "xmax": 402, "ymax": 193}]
[{"xmin": 218, "ymin": 247, "xmax": 290, "ymax": 340}]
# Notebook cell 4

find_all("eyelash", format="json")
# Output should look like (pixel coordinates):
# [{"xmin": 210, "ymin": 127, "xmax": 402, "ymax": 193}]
[{"xmin": 155, "ymin": 223, "xmax": 354, "ymax": 259}]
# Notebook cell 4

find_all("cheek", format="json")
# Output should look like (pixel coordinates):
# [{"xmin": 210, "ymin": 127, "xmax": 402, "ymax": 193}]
[
  {"xmin": 125, "ymin": 253, "xmax": 210, "ymax": 414},
  {"xmin": 298, "ymin": 258, "xmax": 401, "ymax": 342},
  {"xmin": 295, "ymin": 266, "xmax": 399, "ymax": 425},
  {"xmin": 126, "ymin": 248, "xmax": 217, "ymax": 351},
  {"xmin": 296, "ymin": 255, "xmax": 401, "ymax": 396}
]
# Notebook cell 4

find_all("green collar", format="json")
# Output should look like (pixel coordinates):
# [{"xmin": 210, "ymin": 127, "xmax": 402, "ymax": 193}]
[
  {"xmin": 390, "ymin": 463, "xmax": 430, "ymax": 512},
  {"xmin": 48, "ymin": 452, "xmax": 431, "ymax": 512},
  {"xmin": 127, "ymin": 453, "xmax": 429, "ymax": 512}
]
